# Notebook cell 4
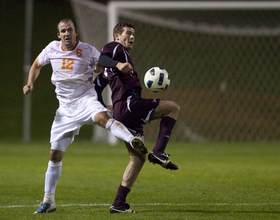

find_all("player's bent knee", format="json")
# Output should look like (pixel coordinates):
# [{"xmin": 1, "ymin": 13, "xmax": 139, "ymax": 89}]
[
  {"xmin": 49, "ymin": 149, "xmax": 64, "ymax": 162},
  {"xmin": 95, "ymin": 111, "xmax": 111, "ymax": 128},
  {"xmin": 167, "ymin": 101, "xmax": 180, "ymax": 120},
  {"xmin": 173, "ymin": 101, "xmax": 181, "ymax": 117}
]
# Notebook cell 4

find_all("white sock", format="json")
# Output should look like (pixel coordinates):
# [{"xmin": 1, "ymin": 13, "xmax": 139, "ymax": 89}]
[
  {"xmin": 43, "ymin": 193, "xmax": 55, "ymax": 204},
  {"xmin": 105, "ymin": 118, "xmax": 133, "ymax": 143},
  {"xmin": 43, "ymin": 161, "xmax": 62, "ymax": 203}
]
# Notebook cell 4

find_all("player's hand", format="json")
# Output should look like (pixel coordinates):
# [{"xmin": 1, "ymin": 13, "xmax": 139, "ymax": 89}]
[
  {"xmin": 23, "ymin": 85, "xmax": 34, "ymax": 95},
  {"xmin": 93, "ymin": 62, "xmax": 104, "ymax": 73},
  {"xmin": 116, "ymin": 62, "xmax": 133, "ymax": 74}
]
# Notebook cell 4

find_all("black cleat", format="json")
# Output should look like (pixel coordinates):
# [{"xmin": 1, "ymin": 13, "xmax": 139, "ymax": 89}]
[
  {"xmin": 109, "ymin": 203, "xmax": 137, "ymax": 213},
  {"xmin": 148, "ymin": 151, "xmax": 178, "ymax": 170}
]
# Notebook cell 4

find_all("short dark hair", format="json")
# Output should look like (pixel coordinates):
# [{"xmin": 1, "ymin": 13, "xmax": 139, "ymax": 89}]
[
  {"xmin": 57, "ymin": 18, "xmax": 77, "ymax": 33},
  {"xmin": 113, "ymin": 22, "xmax": 135, "ymax": 39}
]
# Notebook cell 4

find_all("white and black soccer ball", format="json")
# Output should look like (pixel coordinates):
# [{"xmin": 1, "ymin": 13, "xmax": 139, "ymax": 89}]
[{"xmin": 144, "ymin": 67, "xmax": 170, "ymax": 93}]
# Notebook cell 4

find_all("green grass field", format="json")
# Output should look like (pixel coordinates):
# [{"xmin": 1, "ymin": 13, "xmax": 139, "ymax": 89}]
[{"xmin": 0, "ymin": 141, "xmax": 279, "ymax": 219}]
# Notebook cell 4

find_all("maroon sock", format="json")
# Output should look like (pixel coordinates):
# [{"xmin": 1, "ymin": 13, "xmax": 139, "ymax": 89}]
[
  {"xmin": 153, "ymin": 117, "xmax": 176, "ymax": 155},
  {"xmin": 112, "ymin": 185, "xmax": 130, "ymax": 207}
]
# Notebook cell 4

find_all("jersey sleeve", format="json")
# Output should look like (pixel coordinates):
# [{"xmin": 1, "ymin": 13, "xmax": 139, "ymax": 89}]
[
  {"xmin": 101, "ymin": 42, "xmax": 122, "ymax": 59},
  {"xmin": 98, "ymin": 53, "xmax": 119, "ymax": 68},
  {"xmin": 89, "ymin": 45, "xmax": 101, "ymax": 66},
  {"xmin": 100, "ymin": 42, "xmax": 127, "ymax": 69},
  {"xmin": 101, "ymin": 43, "xmax": 113, "ymax": 57},
  {"xmin": 37, "ymin": 41, "xmax": 56, "ymax": 66}
]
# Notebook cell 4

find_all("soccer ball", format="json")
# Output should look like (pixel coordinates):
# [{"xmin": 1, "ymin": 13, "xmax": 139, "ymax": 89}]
[{"xmin": 144, "ymin": 67, "xmax": 170, "ymax": 93}]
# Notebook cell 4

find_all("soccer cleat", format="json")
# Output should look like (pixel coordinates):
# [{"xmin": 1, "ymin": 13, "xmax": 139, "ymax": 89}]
[
  {"xmin": 34, "ymin": 202, "xmax": 56, "ymax": 214},
  {"xmin": 148, "ymin": 151, "xmax": 178, "ymax": 170},
  {"xmin": 130, "ymin": 136, "xmax": 147, "ymax": 154},
  {"xmin": 109, "ymin": 203, "xmax": 137, "ymax": 213}
]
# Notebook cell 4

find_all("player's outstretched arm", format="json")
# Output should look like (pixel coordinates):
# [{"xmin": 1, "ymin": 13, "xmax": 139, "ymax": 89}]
[{"xmin": 23, "ymin": 57, "xmax": 42, "ymax": 95}]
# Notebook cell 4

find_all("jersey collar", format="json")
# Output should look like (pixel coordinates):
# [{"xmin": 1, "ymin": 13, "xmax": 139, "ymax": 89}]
[{"xmin": 61, "ymin": 40, "xmax": 79, "ymax": 51}]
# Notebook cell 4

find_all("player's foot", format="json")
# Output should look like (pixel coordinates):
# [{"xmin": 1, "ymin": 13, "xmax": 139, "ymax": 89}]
[
  {"xmin": 33, "ymin": 202, "xmax": 56, "ymax": 214},
  {"xmin": 148, "ymin": 151, "xmax": 178, "ymax": 170},
  {"xmin": 130, "ymin": 136, "xmax": 147, "ymax": 154},
  {"xmin": 109, "ymin": 203, "xmax": 137, "ymax": 213}
]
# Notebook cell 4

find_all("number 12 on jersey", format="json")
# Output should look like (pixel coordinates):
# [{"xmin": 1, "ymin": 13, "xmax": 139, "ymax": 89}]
[{"xmin": 61, "ymin": 58, "xmax": 74, "ymax": 70}]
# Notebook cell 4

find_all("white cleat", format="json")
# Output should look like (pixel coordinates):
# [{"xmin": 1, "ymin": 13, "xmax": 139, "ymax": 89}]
[{"xmin": 34, "ymin": 202, "xmax": 56, "ymax": 214}]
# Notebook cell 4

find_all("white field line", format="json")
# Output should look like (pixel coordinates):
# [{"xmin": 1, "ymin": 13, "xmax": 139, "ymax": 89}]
[{"xmin": 0, "ymin": 203, "xmax": 280, "ymax": 209}]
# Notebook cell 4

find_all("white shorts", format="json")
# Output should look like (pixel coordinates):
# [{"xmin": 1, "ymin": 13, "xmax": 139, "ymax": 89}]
[{"xmin": 50, "ymin": 95, "xmax": 111, "ymax": 148}]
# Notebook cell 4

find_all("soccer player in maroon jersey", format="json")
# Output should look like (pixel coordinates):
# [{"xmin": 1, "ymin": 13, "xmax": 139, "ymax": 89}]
[{"xmin": 94, "ymin": 22, "xmax": 180, "ymax": 213}]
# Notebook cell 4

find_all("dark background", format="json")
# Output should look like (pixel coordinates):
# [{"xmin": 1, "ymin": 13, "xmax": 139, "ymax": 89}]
[{"xmin": 2, "ymin": 0, "xmax": 280, "ymax": 142}]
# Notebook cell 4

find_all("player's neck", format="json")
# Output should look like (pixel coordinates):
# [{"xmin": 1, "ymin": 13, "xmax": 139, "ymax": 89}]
[{"xmin": 62, "ymin": 40, "xmax": 79, "ymax": 51}]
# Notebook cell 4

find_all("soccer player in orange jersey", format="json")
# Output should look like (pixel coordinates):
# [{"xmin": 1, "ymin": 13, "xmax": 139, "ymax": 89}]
[{"xmin": 23, "ymin": 19, "xmax": 147, "ymax": 214}]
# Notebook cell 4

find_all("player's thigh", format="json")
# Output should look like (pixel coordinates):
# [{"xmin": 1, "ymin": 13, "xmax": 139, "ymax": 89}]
[
  {"xmin": 114, "ymin": 96, "xmax": 159, "ymax": 125},
  {"xmin": 154, "ymin": 100, "xmax": 180, "ymax": 120},
  {"xmin": 51, "ymin": 131, "xmax": 74, "ymax": 153},
  {"xmin": 81, "ymin": 97, "xmax": 112, "ymax": 125},
  {"xmin": 50, "ymin": 110, "xmax": 78, "ymax": 144}
]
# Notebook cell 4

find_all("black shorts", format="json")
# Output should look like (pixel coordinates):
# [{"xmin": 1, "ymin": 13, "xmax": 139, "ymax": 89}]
[{"xmin": 113, "ymin": 95, "xmax": 160, "ymax": 136}]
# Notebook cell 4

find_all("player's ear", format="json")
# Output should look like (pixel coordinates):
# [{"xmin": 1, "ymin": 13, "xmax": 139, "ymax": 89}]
[
  {"xmin": 57, "ymin": 32, "xmax": 61, "ymax": 39},
  {"xmin": 113, "ymin": 33, "xmax": 119, "ymax": 41}
]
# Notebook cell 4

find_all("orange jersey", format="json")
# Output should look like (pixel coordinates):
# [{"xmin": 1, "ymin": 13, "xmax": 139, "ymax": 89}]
[{"xmin": 38, "ymin": 40, "xmax": 100, "ymax": 105}]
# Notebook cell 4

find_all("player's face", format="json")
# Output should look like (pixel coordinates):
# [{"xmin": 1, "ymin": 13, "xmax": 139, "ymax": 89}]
[
  {"xmin": 115, "ymin": 27, "xmax": 135, "ymax": 50},
  {"xmin": 57, "ymin": 21, "xmax": 78, "ymax": 50}
]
